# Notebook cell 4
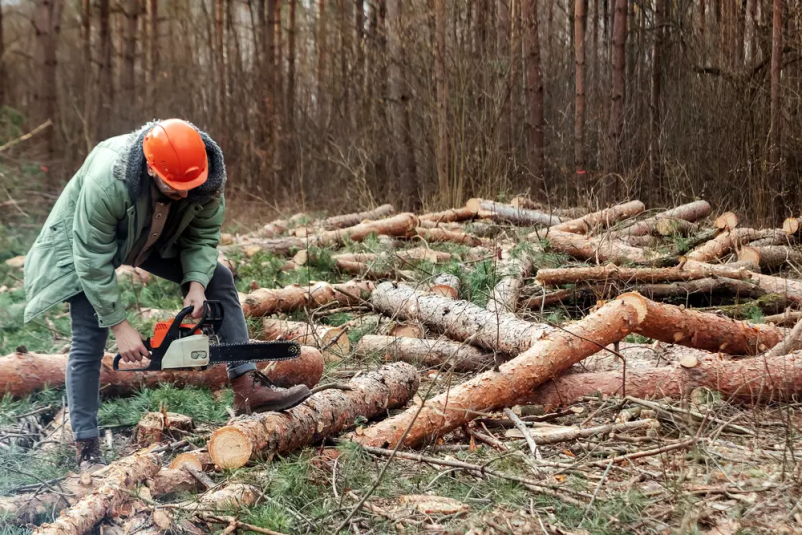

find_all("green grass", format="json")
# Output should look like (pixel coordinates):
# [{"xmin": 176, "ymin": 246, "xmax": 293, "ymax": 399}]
[{"xmin": 98, "ymin": 384, "xmax": 232, "ymax": 428}]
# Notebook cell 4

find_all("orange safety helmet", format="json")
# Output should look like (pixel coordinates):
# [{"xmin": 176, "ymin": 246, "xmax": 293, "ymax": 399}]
[{"xmin": 142, "ymin": 119, "xmax": 209, "ymax": 190}]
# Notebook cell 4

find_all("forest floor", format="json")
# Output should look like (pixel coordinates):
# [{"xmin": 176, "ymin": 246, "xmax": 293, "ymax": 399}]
[{"xmin": 1, "ymin": 168, "xmax": 801, "ymax": 534}]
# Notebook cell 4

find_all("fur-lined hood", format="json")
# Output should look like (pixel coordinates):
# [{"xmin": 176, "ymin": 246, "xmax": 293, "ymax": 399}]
[{"xmin": 111, "ymin": 120, "xmax": 226, "ymax": 203}]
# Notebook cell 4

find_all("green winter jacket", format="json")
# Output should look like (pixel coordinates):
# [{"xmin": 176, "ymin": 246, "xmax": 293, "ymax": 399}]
[{"xmin": 23, "ymin": 122, "xmax": 227, "ymax": 328}]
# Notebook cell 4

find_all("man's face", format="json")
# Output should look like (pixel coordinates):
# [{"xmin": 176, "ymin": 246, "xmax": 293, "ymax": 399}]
[{"xmin": 147, "ymin": 165, "xmax": 189, "ymax": 200}]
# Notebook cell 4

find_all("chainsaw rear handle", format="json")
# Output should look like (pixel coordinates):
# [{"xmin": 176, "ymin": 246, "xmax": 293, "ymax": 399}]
[{"xmin": 112, "ymin": 301, "xmax": 221, "ymax": 372}]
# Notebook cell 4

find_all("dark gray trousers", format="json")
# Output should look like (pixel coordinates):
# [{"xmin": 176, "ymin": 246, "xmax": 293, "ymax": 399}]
[{"xmin": 67, "ymin": 257, "xmax": 255, "ymax": 440}]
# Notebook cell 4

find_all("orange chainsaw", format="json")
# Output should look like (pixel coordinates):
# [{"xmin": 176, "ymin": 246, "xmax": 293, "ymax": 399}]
[{"xmin": 112, "ymin": 301, "xmax": 301, "ymax": 371}]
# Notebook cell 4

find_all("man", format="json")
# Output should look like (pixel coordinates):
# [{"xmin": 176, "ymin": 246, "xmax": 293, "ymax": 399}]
[{"xmin": 23, "ymin": 119, "xmax": 310, "ymax": 467}]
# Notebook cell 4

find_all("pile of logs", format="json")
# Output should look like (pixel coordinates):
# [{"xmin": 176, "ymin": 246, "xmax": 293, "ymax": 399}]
[{"xmin": 8, "ymin": 196, "xmax": 802, "ymax": 533}]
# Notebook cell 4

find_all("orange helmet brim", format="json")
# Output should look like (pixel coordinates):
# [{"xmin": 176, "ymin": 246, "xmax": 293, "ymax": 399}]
[{"xmin": 151, "ymin": 166, "xmax": 209, "ymax": 191}]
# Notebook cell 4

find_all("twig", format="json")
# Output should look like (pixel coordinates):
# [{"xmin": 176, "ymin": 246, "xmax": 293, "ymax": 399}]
[
  {"xmin": 579, "ymin": 460, "xmax": 614, "ymax": 526},
  {"xmin": 202, "ymin": 514, "xmax": 288, "ymax": 535},
  {"xmin": 625, "ymin": 396, "xmax": 754, "ymax": 435},
  {"xmin": 584, "ymin": 438, "xmax": 697, "ymax": 467},
  {"xmin": 0, "ymin": 119, "xmax": 53, "ymax": 152},
  {"xmin": 13, "ymin": 405, "xmax": 53, "ymax": 419},
  {"xmin": 309, "ymin": 383, "xmax": 353, "ymax": 395},
  {"xmin": 503, "ymin": 408, "xmax": 542, "ymax": 461},
  {"xmin": 184, "ymin": 465, "xmax": 215, "ymax": 490},
  {"xmin": 319, "ymin": 327, "xmax": 350, "ymax": 353}
]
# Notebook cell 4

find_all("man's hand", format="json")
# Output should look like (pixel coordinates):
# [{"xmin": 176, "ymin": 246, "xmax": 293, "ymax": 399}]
[
  {"xmin": 111, "ymin": 320, "xmax": 150, "ymax": 363},
  {"xmin": 185, "ymin": 281, "xmax": 207, "ymax": 319}
]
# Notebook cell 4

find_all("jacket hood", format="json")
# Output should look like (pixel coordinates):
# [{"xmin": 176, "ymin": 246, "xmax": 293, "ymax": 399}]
[{"xmin": 111, "ymin": 120, "xmax": 226, "ymax": 203}]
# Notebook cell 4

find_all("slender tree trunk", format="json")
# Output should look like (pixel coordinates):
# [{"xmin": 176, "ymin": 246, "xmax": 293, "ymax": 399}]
[
  {"xmin": 82, "ymin": 0, "xmax": 91, "ymax": 134},
  {"xmin": 97, "ymin": 0, "xmax": 112, "ymax": 140},
  {"xmin": 607, "ymin": 0, "xmax": 627, "ymax": 190},
  {"xmin": 0, "ymin": 4, "xmax": 5, "ymax": 107},
  {"xmin": 523, "ymin": 0, "xmax": 545, "ymax": 194},
  {"xmin": 265, "ymin": 0, "xmax": 276, "ymax": 175},
  {"xmin": 592, "ymin": 0, "xmax": 599, "ymax": 85},
  {"xmin": 287, "ymin": 0, "xmax": 296, "ymax": 136},
  {"xmin": 386, "ymin": 0, "xmax": 419, "ymax": 209},
  {"xmin": 700, "ymin": 0, "xmax": 706, "ymax": 47},
  {"xmin": 770, "ymin": 0, "xmax": 782, "ymax": 187},
  {"xmin": 497, "ymin": 0, "xmax": 510, "ymax": 152},
  {"xmin": 747, "ymin": 0, "xmax": 756, "ymax": 63},
  {"xmin": 509, "ymin": 0, "xmax": 520, "ymax": 154},
  {"xmin": 146, "ymin": 0, "xmax": 158, "ymax": 114},
  {"xmin": 434, "ymin": 0, "xmax": 448, "ymax": 201},
  {"xmin": 355, "ymin": 0, "xmax": 365, "ymax": 125},
  {"xmin": 650, "ymin": 0, "xmax": 663, "ymax": 197},
  {"xmin": 33, "ymin": 0, "xmax": 64, "ymax": 160},
  {"xmin": 275, "ymin": 0, "xmax": 283, "ymax": 116},
  {"xmin": 214, "ymin": 0, "xmax": 225, "ymax": 133},
  {"xmin": 574, "ymin": 0, "xmax": 586, "ymax": 175},
  {"xmin": 122, "ymin": 0, "xmax": 139, "ymax": 125},
  {"xmin": 338, "ymin": 0, "xmax": 349, "ymax": 121},
  {"xmin": 736, "ymin": 0, "xmax": 745, "ymax": 66},
  {"xmin": 317, "ymin": 0, "xmax": 328, "ymax": 123}
]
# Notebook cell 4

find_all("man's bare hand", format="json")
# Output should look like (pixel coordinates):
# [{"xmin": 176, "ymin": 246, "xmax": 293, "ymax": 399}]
[
  {"xmin": 111, "ymin": 320, "xmax": 150, "ymax": 363},
  {"xmin": 185, "ymin": 281, "xmax": 207, "ymax": 319}
]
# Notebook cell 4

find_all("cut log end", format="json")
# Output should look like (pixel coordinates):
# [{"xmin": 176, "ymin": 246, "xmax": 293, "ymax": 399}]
[
  {"xmin": 613, "ymin": 292, "xmax": 649, "ymax": 324},
  {"xmin": 168, "ymin": 452, "xmax": 204, "ymax": 472},
  {"xmin": 430, "ymin": 285, "xmax": 459, "ymax": 299},
  {"xmin": 209, "ymin": 427, "xmax": 253, "ymax": 470},
  {"xmin": 714, "ymin": 211, "xmax": 739, "ymax": 231},
  {"xmin": 465, "ymin": 198, "xmax": 483, "ymax": 215},
  {"xmin": 737, "ymin": 247, "xmax": 761, "ymax": 266},
  {"xmin": 783, "ymin": 217, "xmax": 800, "ymax": 235}
]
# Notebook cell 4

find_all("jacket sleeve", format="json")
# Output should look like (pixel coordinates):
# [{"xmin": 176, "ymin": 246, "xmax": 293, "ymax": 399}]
[
  {"xmin": 72, "ymin": 177, "xmax": 127, "ymax": 328},
  {"xmin": 177, "ymin": 196, "xmax": 225, "ymax": 288}
]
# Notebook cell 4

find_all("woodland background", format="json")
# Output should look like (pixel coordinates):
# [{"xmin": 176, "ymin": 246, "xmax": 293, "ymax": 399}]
[{"xmin": 0, "ymin": 0, "xmax": 800, "ymax": 221}]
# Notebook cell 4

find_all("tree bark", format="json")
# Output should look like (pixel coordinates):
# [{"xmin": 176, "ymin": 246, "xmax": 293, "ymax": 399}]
[
  {"xmin": 487, "ymin": 255, "xmax": 533, "ymax": 315},
  {"xmin": 0, "ymin": 348, "xmax": 323, "ymax": 399},
  {"xmin": 241, "ymin": 280, "xmax": 375, "ymax": 317},
  {"xmin": 122, "ymin": 0, "xmax": 139, "ymax": 124},
  {"xmin": 738, "ymin": 246, "xmax": 802, "ymax": 271},
  {"xmin": 531, "ymin": 228, "xmax": 656, "ymax": 265},
  {"xmin": 434, "ymin": 0, "xmax": 448, "ymax": 200},
  {"xmin": 607, "ymin": 201, "xmax": 711, "ymax": 240},
  {"xmin": 523, "ymin": 0, "xmax": 545, "ymax": 189},
  {"xmin": 322, "ymin": 204, "xmax": 395, "ymax": 229},
  {"xmin": 209, "ymin": 362, "xmax": 419, "ymax": 469},
  {"xmin": 419, "ymin": 207, "xmax": 477, "ymax": 223},
  {"xmin": 466, "ymin": 199, "xmax": 563, "ymax": 226},
  {"xmin": 260, "ymin": 318, "xmax": 351, "ymax": 361},
  {"xmin": 617, "ymin": 292, "xmax": 784, "ymax": 355},
  {"xmin": 134, "ymin": 412, "xmax": 194, "ymax": 447},
  {"xmin": 535, "ymin": 263, "xmax": 751, "ymax": 287},
  {"xmin": 317, "ymin": 0, "xmax": 328, "ymax": 123},
  {"xmin": 356, "ymin": 335, "xmax": 495, "ymax": 372},
  {"xmin": 214, "ymin": 0, "xmax": 226, "ymax": 130},
  {"xmin": 145, "ymin": 0, "xmax": 158, "ymax": 113},
  {"xmin": 32, "ymin": 450, "xmax": 162, "ymax": 535},
  {"xmin": 550, "ymin": 200, "xmax": 645, "ymax": 234},
  {"xmin": 371, "ymin": 281, "xmax": 558, "ymax": 355},
  {"xmin": 415, "ymin": 227, "xmax": 483, "ymax": 246},
  {"xmin": 574, "ymin": 0, "xmax": 586, "ymax": 174},
  {"xmin": 287, "ymin": 0, "xmax": 297, "ymax": 137},
  {"xmin": 497, "ymin": 0, "xmax": 510, "ymax": 152},
  {"xmin": 33, "ymin": 0, "xmax": 64, "ymax": 159},
  {"xmin": 608, "ymin": 0, "xmax": 627, "ymax": 181},
  {"xmin": 354, "ymin": 299, "xmax": 641, "ymax": 448},
  {"xmin": 769, "ymin": 0, "xmax": 781, "ymax": 179},
  {"xmin": 655, "ymin": 218, "xmax": 698, "ymax": 237},
  {"xmin": 686, "ymin": 228, "xmax": 784, "ymax": 263},
  {"xmin": 650, "ymin": 0, "xmax": 664, "ymax": 194},
  {"xmin": 430, "ymin": 273, "xmax": 461, "ymax": 299},
  {"xmin": 0, "ymin": 1, "xmax": 6, "ymax": 106},
  {"xmin": 96, "ymin": 0, "xmax": 112, "ymax": 141}
]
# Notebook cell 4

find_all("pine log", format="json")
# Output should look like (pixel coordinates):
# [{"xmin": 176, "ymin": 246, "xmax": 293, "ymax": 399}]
[
  {"xmin": 783, "ymin": 217, "xmax": 802, "ymax": 236},
  {"xmin": 261, "ymin": 319, "xmax": 351, "ymax": 361},
  {"xmin": 355, "ymin": 335, "xmax": 495, "ymax": 372},
  {"xmin": 465, "ymin": 199, "xmax": 562, "ymax": 226},
  {"xmin": 623, "ymin": 235, "xmax": 658, "ymax": 248},
  {"xmin": 549, "ymin": 200, "xmax": 645, "ymax": 234},
  {"xmin": 487, "ymin": 256, "xmax": 533, "ymax": 315},
  {"xmin": 509, "ymin": 197, "xmax": 588, "ymax": 219},
  {"xmin": 528, "ymin": 350, "xmax": 802, "ymax": 408},
  {"xmin": 633, "ymin": 278, "xmax": 766, "ymax": 300},
  {"xmin": 429, "ymin": 273, "xmax": 461, "ymax": 299},
  {"xmin": 745, "ymin": 230, "xmax": 794, "ymax": 247},
  {"xmin": 0, "ymin": 347, "xmax": 324, "ymax": 399},
  {"xmin": 135, "ymin": 412, "xmax": 194, "ymax": 447},
  {"xmin": 353, "ymin": 299, "xmax": 642, "ymax": 448},
  {"xmin": 241, "ymin": 280, "xmax": 375, "ymax": 317},
  {"xmin": 394, "ymin": 247, "xmax": 452, "ymax": 264},
  {"xmin": 33, "ymin": 449, "xmax": 162, "ymax": 535},
  {"xmin": 535, "ymin": 264, "xmax": 751, "ymax": 287},
  {"xmin": 607, "ymin": 201, "xmax": 711, "ymax": 240},
  {"xmin": 208, "ymin": 363, "xmax": 419, "ymax": 469},
  {"xmin": 617, "ymin": 292, "xmax": 784, "ymax": 355},
  {"xmin": 168, "ymin": 451, "xmax": 213, "ymax": 471},
  {"xmin": 520, "ymin": 289, "xmax": 578, "ymax": 309},
  {"xmin": 686, "ymin": 228, "xmax": 781, "ymax": 262},
  {"xmin": 371, "ymin": 282, "xmax": 556, "ymax": 355},
  {"xmin": 335, "ymin": 259, "xmax": 394, "ymax": 279},
  {"xmin": 681, "ymin": 260, "xmax": 802, "ymax": 303},
  {"xmin": 714, "ymin": 211, "xmax": 739, "ymax": 231},
  {"xmin": 419, "ymin": 207, "xmax": 477, "ymax": 223},
  {"xmin": 416, "ymin": 219, "xmax": 464, "ymax": 230},
  {"xmin": 414, "ymin": 226, "xmax": 483, "ymax": 246},
  {"xmin": 145, "ymin": 468, "xmax": 200, "ymax": 497},
  {"xmin": 763, "ymin": 310, "xmax": 802, "ymax": 327},
  {"xmin": 322, "ymin": 204, "xmax": 395, "ymax": 229},
  {"xmin": 738, "ymin": 246, "xmax": 802, "ymax": 270},
  {"xmin": 696, "ymin": 294, "xmax": 790, "ymax": 319},
  {"xmin": 655, "ymin": 218, "xmax": 699, "ymax": 237},
  {"xmin": 531, "ymin": 228, "xmax": 656, "ymax": 265}
]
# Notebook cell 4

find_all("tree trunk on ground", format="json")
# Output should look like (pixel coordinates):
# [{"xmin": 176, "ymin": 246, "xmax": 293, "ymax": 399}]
[
  {"xmin": 356, "ymin": 335, "xmax": 495, "ymax": 372},
  {"xmin": 650, "ymin": 0, "xmax": 664, "ymax": 195},
  {"xmin": 769, "ymin": 0, "xmax": 781, "ymax": 181},
  {"xmin": 322, "ymin": 204, "xmax": 395, "ymax": 229},
  {"xmin": 33, "ymin": 0, "xmax": 64, "ymax": 159},
  {"xmin": 122, "ymin": 0, "xmax": 139, "ymax": 124},
  {"xmin": 419, "ymin": 207, "xmax": 477, "ymax": 223},
  {"xmin": 523, "ymin": 0, "xmax": 545, "ymax": 189},
  {"xmin": 607, "ymin": 0, "xmax": 627, "ymax": 184},
  {"xmin": 714, "ymin": 211, "xmax": 739, "ymax": 231},
  {"xmin": 528, "ymin": 350, "xmax": 802, "ymax": 408},
  {"xmin": 530, "ymin": 228, "xmax": 656, "ymax": 265},
  {"xmin": 628, "ymin": 277, "xmax": 766, "ymax": 300},
  {"xmin": 260, "ymin": 319, "xmax": 351, "ymax": 361},
  {"xmin": 135, "ymin": 412, "xmax": 194, "ymax": 447},
  {"xmin": 510, "ymin": 197, "xmax": 589, "ymax": 218},
  {"xmin": 169, "ymin": 451, "xmax": 213, "ymax": 471},
  {"xmin": 535, "ymin": 263, "xmax": 750, "ymax": 286},
  {"xmin": 487, "ymin": 256, "xmax": 533, "ymax": 315},
  {"xmin": 209, "ymin": 363, "xmax": 419, "ymax": 469},
  {"xmin": 241, "ymin": 280, "xmax": 375, "ymax": 317},
  {"xmin": 764, "ymin": 318, "xmax": 802, "ymax": 358},
  {"xmin": 738, "ymin": 246, "xmax": 802, "ymax": 270},
  {"xmin": 550, "ymin": 200, "xmax": 645, "ymax": 234},
  {"xmin": 655, "ymin": 218, "xmax": 698, "ymax": 237},
  {"xmin": 386, "ymin": 0, "xmax": 419, "ymax": 209},
  {"xmin": 607, "ymin": 201, "xmax": 711, "ymax": 240},
  {"xmin": 686, "ymin": 228, "xmax": 786, "ymax": 262},
  {"xmin": 696, "ymin": 293, "xmax": 790, "ymax": 319},
  {"xmin": 371, "ymin": 281, "xmax": 556, "ymax": 355},
  {"xmin": 415, "ymin": 227, "xmax": 483, "ymax": 246},
  {"xmin": 32, "ymin": 450, "xmax": 161, "ymax": 535},
  {"xmin": 0, "ymin": 348, "xmax": 323, "ymax": 399},
  {"xmin": 617, "ymin": 292, "xmax": 784, "ymax": 355},
  {"xmin": 574, "ymin": 0, "xmax": 586, "ymax": 175},
  {"xmin": 354, "ymin": 299, "xmax": 641, "ymax": 448},
  {"xmin": 466, "ymin": 199, "xmax": 562, "ymax": 226},
  {"xmin": 764, "ymin": 310, "xmax": 802, "ymax": 327},
  {"xmin": 430, "ymin": 273, "xmax": 461, "ymax": 299}
]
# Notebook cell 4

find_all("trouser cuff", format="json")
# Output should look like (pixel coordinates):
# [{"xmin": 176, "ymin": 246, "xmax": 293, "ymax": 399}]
[
  {"xmin": 228, "ymin": 362, "xmax": 257, "ymax": 379},
  {"xmin": 73, "ymin": 429, "xmax": 100, "ymax": 441}
]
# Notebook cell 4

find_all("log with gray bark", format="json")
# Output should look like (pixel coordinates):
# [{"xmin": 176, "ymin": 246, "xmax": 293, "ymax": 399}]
[
  {"xmin": 321, "ymin": 204, "xmax": 395, "ymax": 229},
  {"xmin": 241, "ymin": 280, "xmax": 375, "ymax": 317},
  {"xmin": 607, "ymin": 201, "xmax": 711, "ymax": 240},
  {"xmin": 466, "ymin": 198, "xmax": 562, "ymax": 226},
  {"xmin": 355, "ymin": 335, "xmax": 495, "ymax": 372},
  {"xmin": 549, "ymin": 200, "xmax": 645, "ymax": 234}
]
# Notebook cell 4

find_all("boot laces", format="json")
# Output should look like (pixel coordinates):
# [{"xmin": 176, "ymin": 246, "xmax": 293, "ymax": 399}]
[{"xmin": 249, "ymin": 370, "xmax": 279, "ymax": 389}]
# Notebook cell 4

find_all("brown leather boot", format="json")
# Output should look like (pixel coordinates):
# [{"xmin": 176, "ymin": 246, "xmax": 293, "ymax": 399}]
[
  {"xmin": 75, "ymin": 437, "xmax": 105, "ymax": 472},
  {"xmin": 231, "ymin": 370, "xmax": 311, "ymax": 415}
]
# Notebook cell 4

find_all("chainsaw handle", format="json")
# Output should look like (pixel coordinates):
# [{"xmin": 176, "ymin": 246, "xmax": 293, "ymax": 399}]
[{"xmin": 112, "ymin": 339, "xmax": 157, "ymax": 371}]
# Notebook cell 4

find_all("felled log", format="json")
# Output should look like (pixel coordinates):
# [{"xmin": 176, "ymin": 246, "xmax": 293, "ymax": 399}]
[
  {"xmin": 355, "ymin": 335, "xmax": 495, "ymax": 372},
  {"xmin": 33, "ymin": 449, "xmax": 161, "ymax": 535},
  {"xmin": 509, "ymin": 197, "xmax": 588, "ymax": 219},
  {"xmin": 697, "ymin": 293, "xmax": 790, "ymax": 319},
  {"xmin": 429, "ymin": 273, "xmax": 461, "ymax": 299},
  {"xmin": 738, "ymin": 246, "xmax": 802, "ymax": 271},
  {"xmin": 395, "ymin": 247, "xmax": 452, "ymax": 264},
  {"xmin": 371, "ymin": 282, "xmax": 556, "ymax": 355},
  {"xmin": 353, "ymin": 299, "xmax": 641, "ymax": 448},
  {"xmin": 208, "ymin": 363, "xmax": 419, "ymax": 469},
  {"xmin": 335, "ymin": 259, "xmax": 395, "ymax": 279},
  {"xmin": 607, "ymin": 201, "xmax": 711, "ymax": 240},
  {"xmin": 655, "ymin": 218, "xmax": 699, "ymax": 237},
  {"xmin": 535, "ymin": 264, "xmax": 751, "ymax": 287},
  {"xmin": 241, "ymin": 280, "xmax": 375, "ymax": 317},
  {"xmin": 531, "ymin": 228, "xmax": 656, "ymax": 265},
  {"xmin": 414, "ymin": 226, "xmax": 483, "ymax": 246},
  {"xmin": 465, "ymin": 199, "xmax": 562, "ymax": 226},
  {"xmin": 487, "ymin": 256, "xmax": 533, "ymax": 315},
  {"xmin": 714, "ymin": 211, "xmax": 739, "ymax": 231},
  {"xmin": 135, "ymin": 412, "xmax": 194, "ymax": 447},
  {"xmin": 261, "ymin": 319, "xmax": 351, "ymax": 361},
  {"xmin": 783, "ymin": 217, "xmax": 802, "ymax": 236},
  {"xmin": 419, "ymin": 207, "xmax": 476, "ymax": 224},
  {"xmin": 686, "ymin": 228, "xmax": 782, "ymax": 263},
  {"xmin": 744, "ymin": 230, "xmax": 793, "ymax": 247},
  {"xmin": 763, "ymin": 310, "xmax": 802, "ymax": 327},
  {"xmin": 169, "ymin": 451, "xmax": 213, "ymax": 471},
  {"xmin": 617, "ymin": 292, "xmax": 784, "ymax": 355},
  {"xmin": 633, "ymin": 277, "xmax": 765, "ymax": 300},
  {"xmin": 145, "ymin": 468, "xmax": 201, "ymax": 497},
  {"xmin": 528, "ymin": 350, "xmax": 802, "ymax": 408},
  {"xmin": 549, "ymin": 200, "xmax": 645, "ymax": 234},
  {"xmin": 322, "ymin": 204, "xmax": 395, "ymax": 229}
]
